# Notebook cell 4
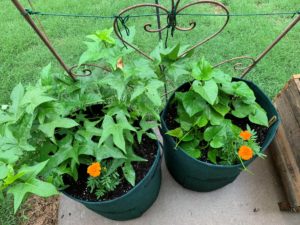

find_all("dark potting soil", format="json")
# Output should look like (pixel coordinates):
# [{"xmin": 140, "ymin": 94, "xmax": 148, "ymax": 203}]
[
  {"xmin": 165, "ymin": 102, "xmax": 269, "ymax": 164},
  {"xmin": 63, "ymin": 135, "xmax": 158, "ymax": 202}
]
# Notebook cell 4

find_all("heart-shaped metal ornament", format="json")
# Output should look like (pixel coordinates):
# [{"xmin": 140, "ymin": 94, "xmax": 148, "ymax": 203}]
[{"xmin": 113, "ymin": 0, "xmax": 230, "ymax": 61}]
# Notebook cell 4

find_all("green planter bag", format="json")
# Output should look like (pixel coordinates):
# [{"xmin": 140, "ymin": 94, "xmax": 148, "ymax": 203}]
[
  {"xmin": 160, "ymin": 78, "xmax": 280, "ymax": 192},
  {"xmin": 63, "ymin": 142, "xmax": 162, "ymax": 221}
]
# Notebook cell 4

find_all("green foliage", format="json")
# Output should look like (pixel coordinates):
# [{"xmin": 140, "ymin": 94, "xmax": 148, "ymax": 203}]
[
  {"xmin": 0, "ymin": 28, "xmax": 161, "ymax": 212},
  {"xmin": 167, "ymin": 58, "xmax": 268, "ymax": 165}
]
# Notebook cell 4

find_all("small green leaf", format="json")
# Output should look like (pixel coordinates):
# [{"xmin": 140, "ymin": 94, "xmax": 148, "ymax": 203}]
[
  {"xmin": 204, "ymin": 125, "xmax": 226, "ymax": 148},
  {"xmin": 40, "ymin": 63, "xmax": 53, "ymax": 86},
  {"xmin": 191, "ymin": 58, "xmax": 213, "ymax": 81},
  {"xmin": 166, "ymin": 128, "xmax": 184, "ymax": 139},
  {"xmin": 213, "ymin": 70, "xmax": 232, "ymax": 83},
  {"xmin": 10, "ymin": 83, "xmax": 24, "ymax": 113},
  {"xmin": 249, "ymin": 103, "xmax": 269, "ymax": 127},
  {"xmin": 180, "ymin": 141, "xmax": 201, "ymax": 159},
  {"xmin": 0, "ymin": 162, "xmax": 8, "ymax": 179},
  {"xmin": 100, "ymin": 73, "xmax": 127, "ymax": 100},
  {"xmin": 79, "ymin": 41, "xmax": 102, "ymax": 65},
  {"xmin": 195, "ymin": 115, "xmax": 208, "ymax": 128},
  {"xmin": 210, "ymin": 109, "xmax": 224, "ymax": 126},
  {"xmin": 122, "ymin": 162, "xmax": 135, "ymax": 186},
  {"xmin": 210, "ymin": 136, "xmax": 225, "ymax": 148},
  {"xmin": 160, "ymin": 43, "xmax": 181, "ymax": 61},
  {"xmin": 95, "ymin": 28, "xmax": 116, "ymax": 44},
  {"xmin": 131, "ymin": 84, "xmax": 146, "ymax": 101},
  {"xmin": 167, "ymin": 63, "xmax": 189, "ymax": 82},
  {"xmin": 192, "ymin": 80, "xmax": 218, "ymax": 105},
  {"xmin": 145, "ymin": 80, "xmax": 164, "ymax": 106},
  {"xmin": 208, "ymin": 149, "xmax": 218, "ymax": 164}
]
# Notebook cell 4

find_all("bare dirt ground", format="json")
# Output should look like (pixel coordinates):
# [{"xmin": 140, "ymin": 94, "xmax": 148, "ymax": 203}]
[{"xmin": 19, "ymin": 195, "xmax": 59, "ymax": 225}]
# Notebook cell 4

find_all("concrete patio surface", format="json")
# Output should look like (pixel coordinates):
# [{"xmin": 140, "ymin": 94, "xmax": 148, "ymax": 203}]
[{"xmin": 58, "ymin": 153, "xmax": 300, "ymax": 225}]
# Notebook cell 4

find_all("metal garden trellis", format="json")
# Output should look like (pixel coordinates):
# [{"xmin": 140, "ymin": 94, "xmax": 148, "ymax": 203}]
[{"xmin": 10, "ymin": 0, "xmax": 300, "ymax": 82}]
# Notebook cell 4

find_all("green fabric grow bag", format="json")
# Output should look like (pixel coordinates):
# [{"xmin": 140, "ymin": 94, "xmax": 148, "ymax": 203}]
[
  {"xmin": 160, "ymin": 78, "xmax": 280, "ymax": 192},
  {"xmin": 63, "ymin": 141, "xmax": 162, "ymax": 221}
]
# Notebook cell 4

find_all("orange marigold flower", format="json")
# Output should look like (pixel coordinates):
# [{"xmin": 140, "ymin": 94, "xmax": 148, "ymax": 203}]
[
  {"xmin": 239, "ymin": 130, "xmax": 252, "ymax": 141},
  {"xmin": 238, "ymin": 145, "xmax": 253, "ymax": 161},
  {"xmin": 116, "ymin": 58, "xmax": 124, "ymax": 69},
  {"xmin": 87, "ymin": 162, "xmax": 101, "ymax": 177}
]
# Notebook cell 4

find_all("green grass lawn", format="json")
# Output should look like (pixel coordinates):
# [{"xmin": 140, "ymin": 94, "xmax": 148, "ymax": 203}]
[{"xmin": 1, "ymin": 0, "xmax": 299, "ymax": 104}]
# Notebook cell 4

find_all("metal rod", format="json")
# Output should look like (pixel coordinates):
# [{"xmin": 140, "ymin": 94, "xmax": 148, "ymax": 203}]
[
  {"xmin": 155, "ymin": 0, "xmax": 168, "ymax": 101},
  {"xmin": 155, "ymin": 0, "xmax": 162, "ymax": 40},
  {"xmin": 241, "ymin": 14, "xmax": 300, "ymax": 78},
  {"xmin": 11, "ymin": 0, "xmax": 76, "ymax": 81}
]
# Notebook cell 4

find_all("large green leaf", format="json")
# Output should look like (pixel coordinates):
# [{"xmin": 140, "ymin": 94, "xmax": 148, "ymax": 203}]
[
  {"xmin": 232, "ymin": 81, "xmax": 256, "ymax": 104},
  {"xmin": 8, "ymin": 178, "xmax": 58, "ymax": 213},
  {"xmin": 180, "ymin": 141, "xmax": 201, "ymax": 159},
  {"xmin": 249, "ymin": 103, "xmax": 269, "ymax": 127},
  {"xmin": 176, "ymin": 91, "xmax": 206, "ymax": 117},
  {"xmin": 0, "ymin": 133, "xmax": 25, "ymax": 164},
  {"xmin": 98, "ymin": 113, "xmax": 136, "ymax": 152},
  {"xmin": 232, "ymin": 99, "xmax": 254, "ymax": 118},
  {"xmin": 192, "ymin": 80, "xmax": 218, "ymax": 105},
  {"xmin": 18, "ymin": 160, "xmax": 49, "ymax": 182},
  {"xmin": 96, "ymin": 137, "xmax": 125, "ymax": 161},
  {"xmin": 38, "ymin": 118, "xmax": 78, "ymax": 142},
  {"xmin": 21, "ymin": 87, "xmax": 56, "ymax": 114}
]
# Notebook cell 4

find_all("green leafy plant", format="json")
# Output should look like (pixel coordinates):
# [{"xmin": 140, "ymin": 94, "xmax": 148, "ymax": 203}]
[
  {"xmin": 166, "ymin": 58, "xmax": 269, "ymax": 165},
  {"xmin": 0, "ymin": 27, "xmax": 163, "ymax": 212}
]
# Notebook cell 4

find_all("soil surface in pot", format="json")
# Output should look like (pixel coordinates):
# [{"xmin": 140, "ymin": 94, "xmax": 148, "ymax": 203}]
[
  {"xmin": 165, "ymin": 103, "xmax": 268, "ymax": 164},
  {"xmin": 63, "ymin": 136, "xmax": 158, "ymax": 201}
]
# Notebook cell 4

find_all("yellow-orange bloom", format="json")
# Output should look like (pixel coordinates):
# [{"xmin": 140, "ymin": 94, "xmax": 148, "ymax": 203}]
[
  {"xmin": 238, "ymin": 146, "xmax": 253, "ymax": 161},
  {"xmin": 117, "ymin": 58, "xmax": 124, "ymax": 70},
  {"xmin": 87, "ymin": 162, "xmax": 101, "ymax": 177},
  {"xmin": 239, "ymin": 130, "xmax": 252, "ymax": 141}
]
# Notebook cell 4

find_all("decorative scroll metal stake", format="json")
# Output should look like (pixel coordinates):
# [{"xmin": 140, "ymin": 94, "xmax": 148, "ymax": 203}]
[
  {"xmin": 11, "ymin": 0, "xmax": 300, "ymax": 80},
  {"xmin": 154, "ymin": 0, "xmax": 162, "ymax": 41},
  {"xmin": 11, "ymin": 0, "xmax": 76, "ymax": 81},
  {"xmin": 241, "ymin": 14, "xmax": 300, "ymax": 77}
]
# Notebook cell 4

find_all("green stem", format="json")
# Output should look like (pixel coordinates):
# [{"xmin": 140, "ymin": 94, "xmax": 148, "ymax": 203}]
[{"xmin": 175, "ymin": 129, "xmax": 193, "ymax": 149}]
